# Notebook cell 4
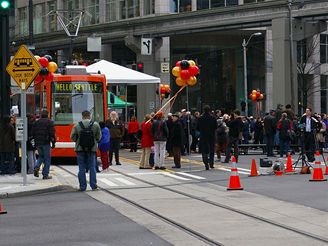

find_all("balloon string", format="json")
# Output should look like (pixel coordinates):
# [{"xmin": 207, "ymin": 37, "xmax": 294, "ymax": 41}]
[{"xmin": 146, "ymin": 85, "xmax": 186, "ymax": 123}]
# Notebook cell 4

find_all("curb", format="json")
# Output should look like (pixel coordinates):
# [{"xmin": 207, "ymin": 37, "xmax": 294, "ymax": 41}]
[{"xmin": 0, "ymin": 185, "xmax": 75, "ymax": 199}]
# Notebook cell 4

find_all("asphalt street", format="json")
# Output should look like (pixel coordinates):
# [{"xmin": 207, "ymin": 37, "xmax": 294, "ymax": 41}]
[{"xmin": 0, "ymin": 191, "xmax": 171, "ymax": 246}]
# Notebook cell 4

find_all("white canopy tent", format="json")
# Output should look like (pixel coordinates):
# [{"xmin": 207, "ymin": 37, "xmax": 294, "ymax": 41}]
[
  {"xmin": 87, "ymin": 60, "xmax": 161, "ymax": 123},
  {"xmin": 86, "ymin": 59, "xmax": 160, "ymax": 84}
]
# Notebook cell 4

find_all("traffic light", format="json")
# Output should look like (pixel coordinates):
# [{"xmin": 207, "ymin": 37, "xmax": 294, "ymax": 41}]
[
  {"xmin": 0, "ymin": 0, "xmax": 10, "ymax": 9},
  {"xmin": 137, "ymin": 62, "xmax": 144, "ymax": 72}
]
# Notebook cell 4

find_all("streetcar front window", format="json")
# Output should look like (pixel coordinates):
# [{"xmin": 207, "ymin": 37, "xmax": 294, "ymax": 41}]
[{"xmin": 51, "ymin": 82, "xmax": 104, "ymax": 125}]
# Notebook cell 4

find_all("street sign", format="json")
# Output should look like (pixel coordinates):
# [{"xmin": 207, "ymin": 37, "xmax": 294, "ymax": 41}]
[
  {"xmin": 141, "ymin": 38, "xmax": 152, "ymax": 55},
  {"xmin": 15, "ymin": 117, "xmax": 24, "ymax": 142},
  {"xmin": 6, "ymin": 45, "xmax": 41, "ymax": 90},
  {"xmin": 161, "ymin": 62, "xmax": 170, "ymax": 73}
]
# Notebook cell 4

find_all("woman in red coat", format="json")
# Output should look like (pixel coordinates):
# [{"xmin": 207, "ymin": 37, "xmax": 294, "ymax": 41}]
[
  {"xmin": 128, "ymin": 116, "xmax": 139, "ymax": 152},
  {"xmin": 139, "ymin": 114, "xmax": 154, "ymax": 169}
]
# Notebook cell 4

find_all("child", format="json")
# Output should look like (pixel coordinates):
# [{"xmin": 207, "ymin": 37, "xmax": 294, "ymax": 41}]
[{"xmin": 98, "ymin": 121, "xmax": 110, "ymax": 171}]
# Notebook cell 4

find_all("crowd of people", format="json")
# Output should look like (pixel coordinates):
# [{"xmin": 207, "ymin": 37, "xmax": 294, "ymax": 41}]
[{"xmin": 1, "ymin": 103, "xmax": 326, "ymax": 190}]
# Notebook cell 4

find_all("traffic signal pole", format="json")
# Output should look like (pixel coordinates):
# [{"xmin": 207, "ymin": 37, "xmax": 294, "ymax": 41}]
[{"xmin": 0, "ymin": 12, "xmax": 10, "ymax": 119}]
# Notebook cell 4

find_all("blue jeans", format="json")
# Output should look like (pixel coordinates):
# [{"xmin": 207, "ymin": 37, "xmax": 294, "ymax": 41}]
[
  {"xmin": 279, "ymin": 138, "xmax": 290, "ymax": 157},
  {"xmin": 77, "ymin": 151, "xmax": 97, "ymax": 191},
  {"xmin": 35, "ymin": 145, "xmax": 51, "ymax": 177}
]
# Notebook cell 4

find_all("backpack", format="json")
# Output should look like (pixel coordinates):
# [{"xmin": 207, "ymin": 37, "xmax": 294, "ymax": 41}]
[{"xmin": 78, "ymin": 121, "xmax": 95, "ymax": 151}]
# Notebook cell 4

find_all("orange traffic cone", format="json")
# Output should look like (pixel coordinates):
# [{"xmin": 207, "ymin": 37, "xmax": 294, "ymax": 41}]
[
  {"xmin": 249, "ymin": 159, "xmax": 258, "ymax": 177},
  {"xmin": 285, "ymin": 153, "xmax": 295, "ymax": 173},
  {"xmin": 0, "ymin": 201, "xmax": 7, "ymax": 215},
  {"xmin": 309, "ymin": 156, "xmax": 327, "ymax": 182},
  {"xmin": 325, "ymin": 156, "xmax": 328, "ymax": 175},
  {"xmin": 227, "ymin": 156, "xmax": 243, "ymax": 190}
]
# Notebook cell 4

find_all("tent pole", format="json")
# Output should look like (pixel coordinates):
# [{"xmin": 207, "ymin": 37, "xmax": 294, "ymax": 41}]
[{"xmin": 125, "ymin": 84, "xmax": 128, "ymax": 128}]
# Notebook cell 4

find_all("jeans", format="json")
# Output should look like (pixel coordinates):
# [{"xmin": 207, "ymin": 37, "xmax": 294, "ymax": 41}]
[
  {"xmin": 77, "ymin": 151, "xmax": 97, "ymax": 191},
  {"xmin": 154, "ymin": 141, "xmax": 166, "ymax": 167},
  {"xmin": 34, "ymin": 145, "xmax": 51, "ymax": 177},
  {"xmin": 27, "ymin": 150, "xmax": 36, "ymax": 174},
  {"xmin": 200, "ymin": 138, "xmax": 215, "ymax": 166},
  {"xmin": 279, "ymin": 138, "xmax": 290, "ymax": 157}
]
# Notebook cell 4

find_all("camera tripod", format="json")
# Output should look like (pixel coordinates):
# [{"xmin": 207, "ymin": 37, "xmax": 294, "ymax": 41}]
[{"xmin": 292, "ymin": 131, "xmax": 312, "ymax": 169}]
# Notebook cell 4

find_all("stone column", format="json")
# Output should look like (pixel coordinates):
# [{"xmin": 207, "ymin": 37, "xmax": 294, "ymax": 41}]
[{"xmin": 265, "ymin": 28, "xmax": 273, "ymax": 112}]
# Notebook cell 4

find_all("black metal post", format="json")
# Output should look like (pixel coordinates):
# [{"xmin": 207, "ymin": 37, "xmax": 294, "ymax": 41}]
[
  {"xmin": 0, "ymin": 13, "xmax": 10, "ymax": 119},
  {"xmin": 29, "ymin": 0, "xmax": 33, "ymax": 45}
]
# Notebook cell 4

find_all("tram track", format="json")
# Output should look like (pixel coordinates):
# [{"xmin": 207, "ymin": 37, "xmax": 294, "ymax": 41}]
[{"xmin": 58, "ymin": 165, "xmax": 328, "ymax": 245}]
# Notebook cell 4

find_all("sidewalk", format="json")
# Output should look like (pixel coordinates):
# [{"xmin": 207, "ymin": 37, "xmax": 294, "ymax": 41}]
[{"xmin": 0, "ymin": 167, "xmax": 71, "ymax": 198}]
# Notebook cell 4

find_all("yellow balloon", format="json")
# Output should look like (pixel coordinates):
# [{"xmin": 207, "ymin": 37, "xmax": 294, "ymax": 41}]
[
  {"xmin": 188, "ymin": 60, "xmax": 196, "ymax": 66},
  {"xmin": 172, "ymin": 66, "xmax": 181, "ymax": 77},
  {"xmin": 34, "ymin": 55, "xmax": 40, "ymax": 61},
  {"xmin": 48, "ymin": 62, "xmax": 58, "ymax": 73},
  {"xmin": 252, "ymin": 89, "xmax": 257, "ymax": 95},
  {"xmin": 187, "ymin": 76, "xmax": 197, "ymax": 86},
  {"xmin": 175, "ymin": 77, "xmax": 185, "ymax": 87}
]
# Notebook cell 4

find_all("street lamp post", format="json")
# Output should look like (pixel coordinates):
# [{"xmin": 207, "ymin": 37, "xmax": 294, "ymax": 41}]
[{"xmin": 242, "ymin": 32, "xmax": 262, "ymax": 116}]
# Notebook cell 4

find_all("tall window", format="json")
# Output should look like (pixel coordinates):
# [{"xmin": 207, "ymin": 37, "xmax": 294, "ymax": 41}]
[
  {"xmin": 63, "ymin": 0, "xmax": 80, "ymax": 25},
  {"xmin": 321, "ymin": 75, "xmax": 328, "ymax": 113},
  {"xmin": 18, "ymin": 7, "xmax": 28, "ymax": 37},
  {"xmin": 144, "ymin": 0, "xmax": 154, "ymax": 15},
  {"xmin": 83, "ymin": 0, "xmax": 99, "ymax": 25},
  {"xmin": 197, "ymin": 0, "xmax": 209, "ymax": 10},
  {"xmin": 33, "ymin": 3, "xmax": 46, "ymax": 34},
  {"xmin": 48, "ymin": 1, "xmax": 57, "ymax": 32},
  {"xmin": 119, "ymin": 0, "xmax": 140, "ymax": 20},
  {"xmin": 297, "ymin": 39, "xmax": 307, "ymax": 64},
  {"xmin": 320, "ymin": 34, "xmax": 328, "ymax": 64},
  {"xmin": 105, "ymin": 0, "xmax": 116, "ymax": 22}
]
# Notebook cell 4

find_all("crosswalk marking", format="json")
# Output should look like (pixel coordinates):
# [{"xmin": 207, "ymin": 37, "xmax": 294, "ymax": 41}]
[
  {"xmin": 178, "ymin": 172, "xmax": 206, "ymax": 180},
  {"xmin": 115, "ymin": 177, "xmax": 136, "ymax": 186},
  {"xmin": 218, "ymin": 167, "xmax": 250, "ymax": 175},
  {"xmin": 162, "ymin": 172, "xmax": 191, "ymax": 181},
  {"xmin": 99, "ymin": 178, "xmax": 118, "ymax": 187}
]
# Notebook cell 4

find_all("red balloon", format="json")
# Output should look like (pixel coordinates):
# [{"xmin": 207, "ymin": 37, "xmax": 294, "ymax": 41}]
[
  {"xmin": 39, "ymin": 57, "xmax": 49, "ymax": 68},
  {"xmin": 256, "ymin": 91, "xmax": 261, "ymax": 97},
  {"xmin": 180, "ymin": 70, "xmax": 191, "ymax": 80},
  {"xmin": 44, "ymin": 72, "xmax": 54, "ymax": 81},
  {"xmin": 34, "ymin": 75, "xmax": 43, "ymax": 83},
  {"xmin": 175, "ymin": 61, "xmax": 181, "ymax": 67},
  {"xmin": 189, "ymin": 66, "xmax": 199, "ymax": 76}
]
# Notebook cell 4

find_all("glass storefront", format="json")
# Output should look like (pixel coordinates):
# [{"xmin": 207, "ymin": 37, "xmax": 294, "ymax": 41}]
[{"xmin": 171, "ymin": 32, "xmax": 265, "ymax": 114}]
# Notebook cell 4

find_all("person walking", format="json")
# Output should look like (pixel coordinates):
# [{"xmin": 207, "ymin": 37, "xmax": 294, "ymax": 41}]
[
  {"xmin": 0, "ymin": 115, "xmax": 16, "ymax": 175},
  {"xmin": 71, "ymin": 110, "xmax": 101, "ymax": 191},
  {"xmin": 33, "ymin": 110, "xmax": 56, "ymax": 179},
  {"xmin": 216, "ymin": 118, "xmax": 228, "ymax": 162},
  {"xmin": 169, "ymin": 113, "xmax": 184, "ymax": 168},
  {"xmin": 139, "ymin": 114, "xmax": 154, "ymax": 169},
  {"xmin": 224, "ymin": 110, "xmax": 243, "ymax": 163},
  {"xmin": 263, "ymin": 110, "xmax": 277, "ymax": 157},
  {"xmin": 127, "ymin": 116, "xmax": 139, "ymax": 152},
  {"xmin": 106, "ymin": 111, "xmax": 124, "ymax": 165},
  {"xmin": 151, "ymin": 111, "xmax": 169, "ymax": 170},
  {"xmin": 197, "ymin": 105, "xmax": 217, "ymax": 170},
  {"xmin": 98, "ymin": 121, "xmax": 110, "ymax": 171}
]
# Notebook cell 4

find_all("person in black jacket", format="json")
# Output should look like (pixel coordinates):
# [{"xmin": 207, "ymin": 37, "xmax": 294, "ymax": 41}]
[
  {"xmin": 0, "ymin": 115, "xmax": 16, "ymax": 175},
  {"xmin": 263, "ymin": 110, "xmax": 277, "ymax": 157},
  {"xmin": 169, "ymin": 113, "xmax": 184, "ymax": 168},
  {"xmin": 197, "ymin": 105, "xmax": 217, "ymax": 170},
  {"xmin": 27, "ymin": 114, "xmax": 36, "ymax": 174},
  {"xmin": 32, "ymin": 110, "xmax": 56, "ymax": 179},
  {"xmin": 224, "ymin": 110, "xmax": 243, "ymax": 163},
  {"xmin": 299, "ymin": 108, "xmax": 320, "ymax": 162}
]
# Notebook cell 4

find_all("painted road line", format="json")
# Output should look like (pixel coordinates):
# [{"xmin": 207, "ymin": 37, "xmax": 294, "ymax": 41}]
[
  {"xmin": 162, "ymin": 172, "xmax": 191, "ymax": 181},
  {"xmin": 218, "ymin": 167, "xmax": 250, "ymax": 175},
  {"xmin": 177, "ymin": 172, "xmax": 206, "ymax": 180},
  {"xmin": 115, "ymin": 178, "xmax": 136, "ymax": 186},
  {"xmin": 99, "ymin": 178, "xmax": 118, "ymax": 187}
]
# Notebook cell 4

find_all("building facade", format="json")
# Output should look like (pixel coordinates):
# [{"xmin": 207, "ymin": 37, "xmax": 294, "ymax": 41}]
[{"xmin": 12, "ymin": 0, "xmax": 328, "ymax": 120}]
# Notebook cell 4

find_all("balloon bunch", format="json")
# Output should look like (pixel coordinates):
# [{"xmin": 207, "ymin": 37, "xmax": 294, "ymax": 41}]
[
  {"xmin": 156, "ymin": 84, "xmax": 171, "ymax": 100},
  {"xmin": 249, "ymin": 89, "xmax": 264, "ymax": 102},
  {"xmin": 172, "ymin": 60, "xmax": 199, "ymax": 87},
  {"xmin": 34, "ymin": 55, "xmax": 58, "ymax": 83}
]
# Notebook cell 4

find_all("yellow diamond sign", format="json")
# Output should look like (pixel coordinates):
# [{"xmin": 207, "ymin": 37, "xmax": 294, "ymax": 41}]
[{"xmin": 6, "ymin": 45, "xmax": 41, "ymax": 90}]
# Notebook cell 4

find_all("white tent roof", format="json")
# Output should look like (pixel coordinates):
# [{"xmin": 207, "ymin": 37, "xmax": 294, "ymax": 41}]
[{"xmin": 86, "ymin": 60, "xmax": 160, "ymax": 84}]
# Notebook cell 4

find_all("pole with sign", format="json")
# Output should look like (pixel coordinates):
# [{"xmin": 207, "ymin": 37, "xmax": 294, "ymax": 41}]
[{"xmin": 6, "ymin": 45, "xmax": 41, "ymax": 186}]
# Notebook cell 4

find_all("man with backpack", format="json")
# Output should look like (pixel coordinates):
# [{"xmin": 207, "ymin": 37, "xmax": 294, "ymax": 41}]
[{"xmin": 71, "ymin": 110, "xmax": 101, "ymax": 191}]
